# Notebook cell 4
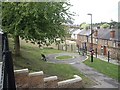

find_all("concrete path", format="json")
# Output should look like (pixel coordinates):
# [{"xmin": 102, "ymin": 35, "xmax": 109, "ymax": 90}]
[
  {"xmin": 47, "ymin": 53, "xmax": 119, "ymax": 88},
  {"xmin": 96, "ymin": 55, "xmax": 119, "ymax": 65},
  {"xmin": 47, "ymin": 53, "xmax": 86, "ymax": 64}
]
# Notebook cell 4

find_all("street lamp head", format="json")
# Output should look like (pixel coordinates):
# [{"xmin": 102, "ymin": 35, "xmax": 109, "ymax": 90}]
[{"xmin": 87, "ymin": 13, "xmax": 92, "ymax": 16}]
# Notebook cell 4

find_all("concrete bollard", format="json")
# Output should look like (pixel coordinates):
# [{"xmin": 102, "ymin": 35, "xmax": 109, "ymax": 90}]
[
  {"xmin": 44, "ymin": 76, "xmax": 58, "ymax": 88},
  {"xmin": 58, "ymin": 75, "xmax": 82, "ymax": 88},
  {"xmin": 29, "ymin": 71, "xmax": 44, "ymax": 88},
  {"xmin": 14, "ymin": 69, "xmax": 29, "ymax": 88}
]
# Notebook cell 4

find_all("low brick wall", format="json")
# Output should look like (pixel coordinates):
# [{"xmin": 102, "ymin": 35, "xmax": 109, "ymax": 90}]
[
  {"xmin": 14, "ymin": 69, "xmax": 83, "ymax": 88},
  {"xmin": 44, "ymin": 76, "xmax": 58, "ymax": 88},
  {"xmin": 58, "ymin": 75, "xmax": 82, "ymax": 88},
  {"xmin": 14, "ymin": 69, "xmax": 29, "ymax": 88},
  {"xmin": 108, "ymin": 47, "xmax": 120, "ymax": 60},
  {"xmin": 29, "ymin": 71, "xmax": 44, "ymax": 88}
]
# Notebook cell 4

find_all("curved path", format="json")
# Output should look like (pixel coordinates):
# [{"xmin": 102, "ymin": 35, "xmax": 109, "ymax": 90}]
[
  {"xmin": 47, "ymin": 53, "xmax": 119, "ymax": 88},
  {"xmin": 47, "ymin": 53, "xmax": 86, "ymax": 64}
]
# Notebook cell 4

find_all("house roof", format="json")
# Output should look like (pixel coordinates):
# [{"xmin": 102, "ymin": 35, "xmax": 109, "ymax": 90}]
[
  {"xmin": 69, "ymin": 28, "xmax": 81, "ymax": 34},
  {"xmin": 72, "ymin": 29, "xmax": 81, "ymax": 34},
  {"xmin": 96, "ymin": 29, "xmax": 118, "ymax": 41},
  {"xmin": 78, "ymin": 29, "xmax": 119, "ymax": 41},
  {"xmin": 79, "ymin": 29, "xmax": 91, "ymax": 36}
]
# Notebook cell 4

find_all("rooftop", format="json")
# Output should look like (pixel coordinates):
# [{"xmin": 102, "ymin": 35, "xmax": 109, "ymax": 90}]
[{"xmin": 78, "ymin": 29, "xmax": 119, "ymax": 41}]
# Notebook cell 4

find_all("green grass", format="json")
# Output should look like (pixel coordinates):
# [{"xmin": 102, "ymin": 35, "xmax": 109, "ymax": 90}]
[
  {"xmin": 56, "ymin": 55, "xmax": 73, "ymax": 60},
  {"xmin": 8, "ymin": 38, "xmax": 96, "ymax": 87},
  {"xmin": 84, "ymin": 57, "xmax": 119, "ymax": 80}
]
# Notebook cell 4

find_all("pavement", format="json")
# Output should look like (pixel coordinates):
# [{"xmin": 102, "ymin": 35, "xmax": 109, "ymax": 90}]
[
  {"xmin": 47, "ymin": 53, "xmax": 120, "ymax": 88},
  {"xmin": 95, "ymin": 55, "xmax": 119, "ymax": 65}
]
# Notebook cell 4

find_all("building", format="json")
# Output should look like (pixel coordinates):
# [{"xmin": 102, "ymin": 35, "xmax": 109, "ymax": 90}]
[
  {"xmin": 76, "ymin": 27, "xmax": 120, "ymax": 60},
  {"xmin": 71, "ymin": 29, "xmax": 81, "ymax": 40}
]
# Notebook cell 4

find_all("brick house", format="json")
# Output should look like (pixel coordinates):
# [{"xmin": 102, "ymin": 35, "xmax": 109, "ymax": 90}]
[{"xmin": 76, "ymin": 27, "xmax": 120, "ymax": 60}]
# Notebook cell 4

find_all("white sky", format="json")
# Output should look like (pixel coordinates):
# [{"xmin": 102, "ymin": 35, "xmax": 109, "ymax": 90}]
[{"xmin": 69, "ymin": 0, "xmax": 120, "ymax": 24}]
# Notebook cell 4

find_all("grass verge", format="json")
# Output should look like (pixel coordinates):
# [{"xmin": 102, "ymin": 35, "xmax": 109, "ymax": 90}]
[
  {"xmin": 56, "ymin": 55, "xmax": 73, "ymax": 60},
  {"xmin": 84, "ymin": 57, "xmax": 119, "ymax": 80}
]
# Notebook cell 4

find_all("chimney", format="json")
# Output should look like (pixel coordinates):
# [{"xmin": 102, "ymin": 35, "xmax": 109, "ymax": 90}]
[
  {"xmin": 94, "ymin": 30, "xmax": 98, "ymax": 37},
  {"xmin": 110, "ymin": 30, "xmax": 115, "ymax": 38}
]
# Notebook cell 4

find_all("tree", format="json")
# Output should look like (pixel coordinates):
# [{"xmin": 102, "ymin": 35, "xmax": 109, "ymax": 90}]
[
  {"xmin": 2, "ymin": 2, "xmax": 73, "ymax": 56},
  {"xmin": 100, "ymin": 23, "xmax": 110, "ymax": 29},
  {"xmin": 109, "ymin": 20, "xmax": 117, "ymax": 29},
  {"xmin": 80, "ymin": 22, "xmax": 90, "ymax": 30}
]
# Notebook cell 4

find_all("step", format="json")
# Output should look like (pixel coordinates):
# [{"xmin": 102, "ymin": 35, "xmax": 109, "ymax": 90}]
[
  {"xmin": 58, "ymin": 75, "xmax": 82, "ymax": 88},
  {"xmin": 14, "ymin": 68, "xmax": 29, "ymax": 88},
  {"xmin": 14, "ymin": 68, "xmax": 83, "ymax": 88},
  {"xmin": 44, "ymin": 76, "xmax": 58, "ymax": 88},
  {"xmin": 29, "ymin": 71, "xmax": 44, "ymax": 88}
]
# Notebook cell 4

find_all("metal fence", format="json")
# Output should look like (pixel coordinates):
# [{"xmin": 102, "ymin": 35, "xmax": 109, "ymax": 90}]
[
  {"xmin": 57, "ymin": 44, "xmax": 78, "ymax": 52},
  {"xmin": 0, "ymin": 33, "xmax": 2, "ymax": 62},
  {"xmin": 0, "ymin": 32, "xmax": 16, "ymax": 90}
]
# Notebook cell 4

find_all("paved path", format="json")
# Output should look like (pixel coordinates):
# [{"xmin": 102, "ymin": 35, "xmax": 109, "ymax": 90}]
[
  {"xmin": 96, "ymin": 55, "xmax": 119, "ymax": 65},
  {"xmin": 47, "ymin": 53, "xmax": 86, "ymax": 64},
  {"xmin": 47, "ymin": 53, "xmax": 119, "ymax": 88}
]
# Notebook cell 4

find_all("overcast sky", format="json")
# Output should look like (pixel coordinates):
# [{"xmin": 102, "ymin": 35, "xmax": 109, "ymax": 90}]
[{"xmin": 69, "ymin": 0, "xmax": 120, "ymax": 24}]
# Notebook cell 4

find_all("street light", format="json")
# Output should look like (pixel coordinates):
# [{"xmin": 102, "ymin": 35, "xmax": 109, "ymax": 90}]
[{"xmin": 87, "ymin": 13, "xmax": 93, "ymax": 62}]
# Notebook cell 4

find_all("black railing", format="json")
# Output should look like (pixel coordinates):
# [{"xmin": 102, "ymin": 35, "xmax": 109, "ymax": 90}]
[{"xmin": 0, "ymin": 32, "xmax": 16, "ymax": 90}]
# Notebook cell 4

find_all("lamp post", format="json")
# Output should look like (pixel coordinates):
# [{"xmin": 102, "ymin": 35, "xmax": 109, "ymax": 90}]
[{"xmin": 87, "ymin": 13, "xmax": 93, "ymax": 62}]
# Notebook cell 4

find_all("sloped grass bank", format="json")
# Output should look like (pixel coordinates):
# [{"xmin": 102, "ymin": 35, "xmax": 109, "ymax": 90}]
[{"xmin": 9, "ymin": 38, "xmax": 96, "ymax": 87}]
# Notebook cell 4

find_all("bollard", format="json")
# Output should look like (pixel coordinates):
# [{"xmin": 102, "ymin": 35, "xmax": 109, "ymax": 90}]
[
  {"xmin": 95, "ymin": 48, "xmax": 97, "ymax": 58},
  {"xmin": 82, "ymin": 49, "xmax": 84, "ymax": 56},
  {"xmin": 58, "ymin": 44, "xmax": 59, "ymax": 50},
  {"xmin": 108, "ymin": 51, "xmax": 110, "ymax": 62},
  {"xmin": 65, "ymin": 44, "xmax": 67, "ymax": 51},
  {"xmin": 91, "ymin": 51, "xmax": 94, "ymax": 62},
  {"xmin": 71, "ymin": 44, "xmax": 73, "ymax": 52}
]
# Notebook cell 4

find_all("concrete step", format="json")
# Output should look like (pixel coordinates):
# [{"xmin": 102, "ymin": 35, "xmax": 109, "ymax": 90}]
[{"xmin": 14, "ymin": 68, "xmax": 83, "ymax": 88}]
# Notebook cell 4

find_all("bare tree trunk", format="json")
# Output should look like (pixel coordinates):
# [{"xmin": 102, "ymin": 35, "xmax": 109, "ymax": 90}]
[{"xmin": 14, "ymin": 35, "xmax": 20, "ymax": 56}]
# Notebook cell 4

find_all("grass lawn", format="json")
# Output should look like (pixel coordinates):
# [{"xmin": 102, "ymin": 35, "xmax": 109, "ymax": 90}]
[
  {"xmin": 84, "ymin": 57, "xmax": 119, "ymax": 80},
  {"xmin": 56, "ymin": 55, "xmax": 73, "ymax": 60},
  {"xmin": 8, "ymin": 38, "xmax": 96, "ymax": 88}
]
